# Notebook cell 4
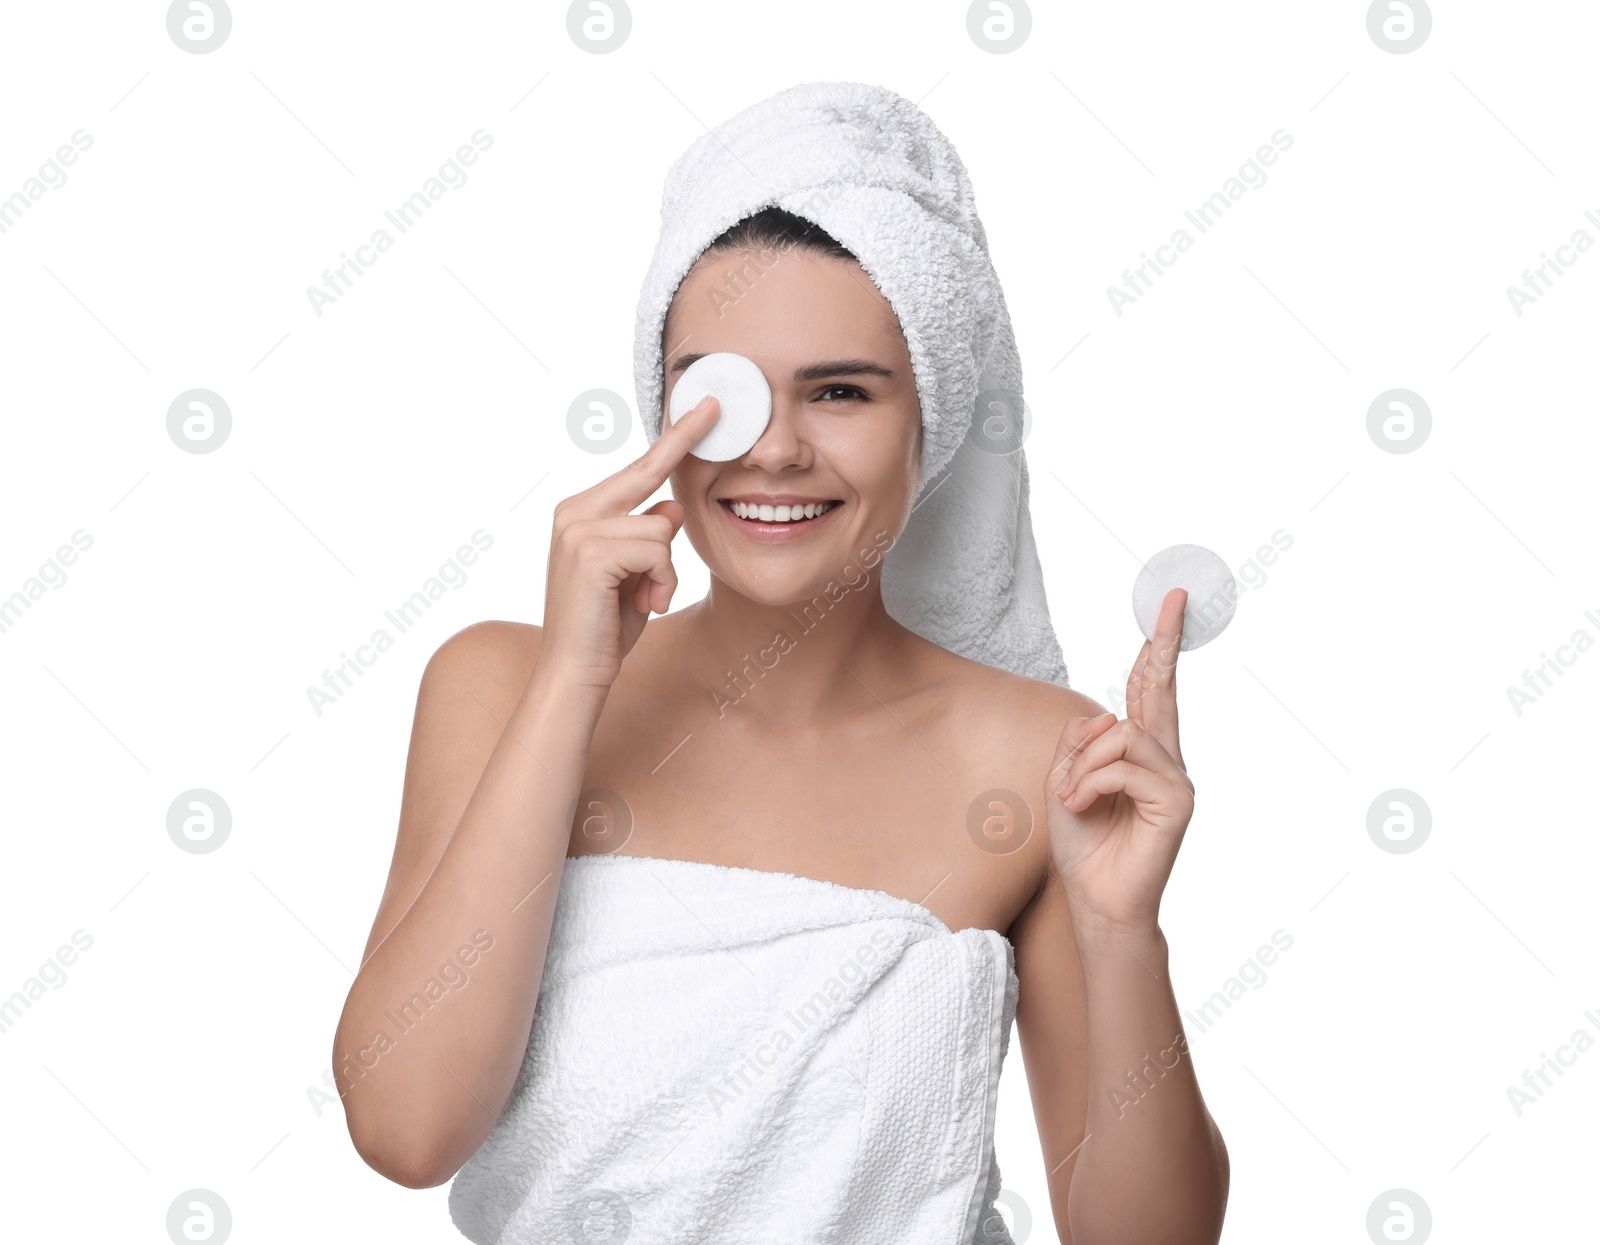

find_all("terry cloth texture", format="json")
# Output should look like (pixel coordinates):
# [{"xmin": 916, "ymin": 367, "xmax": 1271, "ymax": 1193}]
[{"xmin": 448, "ymin": 853, "xmax": 1021, "ymax": 1244}]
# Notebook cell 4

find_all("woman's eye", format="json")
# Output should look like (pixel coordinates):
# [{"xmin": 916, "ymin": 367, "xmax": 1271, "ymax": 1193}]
[{"xmin": 817, "ymin": 385, "xmax": 866, "ymax": 402}]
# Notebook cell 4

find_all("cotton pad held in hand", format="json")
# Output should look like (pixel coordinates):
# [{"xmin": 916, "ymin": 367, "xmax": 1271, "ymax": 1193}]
[
  {"xmin": 667, "ymin": 352, "xmax": 772, "ymax": 461},
  {"xmin": 1132, "ymin": 544, "xmax": 1236, "ymax": 651}
]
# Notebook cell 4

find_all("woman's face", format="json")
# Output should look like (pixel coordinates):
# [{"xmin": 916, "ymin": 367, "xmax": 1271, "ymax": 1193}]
[{"xmin": 661, "ymin": 245, "xmax": 923, "ymax": 605}]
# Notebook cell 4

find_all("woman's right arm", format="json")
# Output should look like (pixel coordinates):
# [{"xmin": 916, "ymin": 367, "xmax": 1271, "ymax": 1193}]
[
  {"xmin": 332, "ymin": 621, "xmax": 606, "ymax": 1188},
  {"xmin": 332, "ymin": 394, "xmax": 722, "ymax": 1188}
]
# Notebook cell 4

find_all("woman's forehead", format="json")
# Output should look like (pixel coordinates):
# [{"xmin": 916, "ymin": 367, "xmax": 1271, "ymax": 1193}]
[{"xmin": 666, "ymin": 251, "xmax": 906, "ymax": 360}]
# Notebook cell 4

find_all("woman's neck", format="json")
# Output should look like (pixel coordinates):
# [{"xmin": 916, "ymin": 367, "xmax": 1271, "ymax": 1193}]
[{"xmin": 668, "ymin": 580, "xmax": 923, "ymax": 728}]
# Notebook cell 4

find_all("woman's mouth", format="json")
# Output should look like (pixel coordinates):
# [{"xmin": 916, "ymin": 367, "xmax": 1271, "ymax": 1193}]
[{"xmin": 717, "ymin": 498, "xmax": 843, "ymax": 541}]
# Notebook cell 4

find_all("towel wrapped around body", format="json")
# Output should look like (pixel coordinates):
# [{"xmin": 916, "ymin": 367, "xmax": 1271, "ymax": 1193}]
[{"xmin": 448, "ymin": 852, "xmax": 1021, "ymax": 1245}]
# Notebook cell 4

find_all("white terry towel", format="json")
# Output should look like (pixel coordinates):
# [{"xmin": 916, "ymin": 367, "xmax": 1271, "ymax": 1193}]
[
  {"xmin": 632, "ymin": 79, "xmax": 1071, "ymax": 688},
  {"xmin": 448, "ymin": 853, "xmax": 1021, "ymax": 1244}
]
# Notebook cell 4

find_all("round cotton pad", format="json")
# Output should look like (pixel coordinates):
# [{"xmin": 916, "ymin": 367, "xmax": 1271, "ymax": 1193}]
[
  {"xmin": 1131, "ymin": 544, "xmax": 1237, "ymax": 651},
  {"xmin": 667, "ymin": 352, "xmax": 772, "ymax": 461}
]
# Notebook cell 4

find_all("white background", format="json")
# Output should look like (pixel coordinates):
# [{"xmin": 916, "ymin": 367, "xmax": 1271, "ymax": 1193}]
[{"xmin": 1, "ymin": 1, "xmax": 1595, "ymax": 1241}]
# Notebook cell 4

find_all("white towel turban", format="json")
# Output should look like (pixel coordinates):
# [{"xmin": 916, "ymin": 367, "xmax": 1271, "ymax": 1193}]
[{"xmin": 633, "ymin": 79, "xmax": 1070, "ymax": 688}]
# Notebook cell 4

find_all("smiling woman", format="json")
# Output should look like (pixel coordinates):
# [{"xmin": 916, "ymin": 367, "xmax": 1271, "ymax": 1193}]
[
  {"xmin": 659, "ymin": 209, "xmax": 924, "ymax": 583},
  {"xmin": 332, "ymin": 80, "xmax": 1228, "ymax": 1245}
]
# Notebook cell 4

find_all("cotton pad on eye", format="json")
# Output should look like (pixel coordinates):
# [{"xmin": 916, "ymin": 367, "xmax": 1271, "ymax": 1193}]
[
  {"xmin": 667, "ymin": 352, "xmax": 772, "ymax": 461},
  {"xmin": 1131, "ymin": 544, "xmax": 1237, "ymax": 651}
]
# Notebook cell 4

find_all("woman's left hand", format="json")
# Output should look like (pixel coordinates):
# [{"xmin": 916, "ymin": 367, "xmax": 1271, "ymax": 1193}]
[{"xmin": 1045, "ymin": 588, "xmax": 1196, "ymax": 944}]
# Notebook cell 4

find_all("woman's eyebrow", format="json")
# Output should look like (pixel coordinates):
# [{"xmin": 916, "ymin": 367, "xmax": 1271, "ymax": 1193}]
[
  {"xmin": 792, "ymin": 359, "xmax": 894, "ymax": 382},
  {"xmin": 667, "ymin": 352, "xmax": 893, "ymax": 381}
]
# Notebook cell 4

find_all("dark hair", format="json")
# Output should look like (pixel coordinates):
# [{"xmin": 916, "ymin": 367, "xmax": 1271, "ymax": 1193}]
[
  {"xmin": 663, "ymin": 206, "xmax": 861, "ymax": 346},
  {"xmin": 702, "ymin": 205, "xmax": 856, "ymax": 263}
]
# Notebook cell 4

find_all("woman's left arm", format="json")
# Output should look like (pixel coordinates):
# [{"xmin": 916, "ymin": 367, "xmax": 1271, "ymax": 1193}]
[{"xmin": 1014, "ymin": 588, "xmax": 1229, "ymax": 1245}]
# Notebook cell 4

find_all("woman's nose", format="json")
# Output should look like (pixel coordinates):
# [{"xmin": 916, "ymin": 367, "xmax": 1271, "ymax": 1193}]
[{"xmin": 738, "ymin": 392, "xmax": 812, "ymax": 471}]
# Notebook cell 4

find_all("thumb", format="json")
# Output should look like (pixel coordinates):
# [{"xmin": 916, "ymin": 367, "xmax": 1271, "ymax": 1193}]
[
  {"xmin": 628, "ymin": 498, "xmax": 686, "ymax": 616},
  {"xmin": 643, "ymin": 497, "xmax": 687, "ymax": 535},
  {"xmin": 1048, "ymin": 711, "xmax": 1118, "ymax": 787}
]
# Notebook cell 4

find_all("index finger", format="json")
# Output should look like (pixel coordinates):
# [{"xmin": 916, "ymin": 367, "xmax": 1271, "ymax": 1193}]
[
  {"xmin": 1151, "ymin": 586, "xmax": 1186, "ymax": 673},
  {"xmin": 581, "ymin": 394, "xmax": 722, "ymax": 517},
  {"xmin": 1136, "ymin": 587, "xmax": 1186, "ymax": 761}
]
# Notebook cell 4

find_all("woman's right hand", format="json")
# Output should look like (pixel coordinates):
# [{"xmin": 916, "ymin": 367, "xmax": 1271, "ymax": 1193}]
[{"xmin": 540, "ymin": 394, "xmax": 720, "ymax": 691}]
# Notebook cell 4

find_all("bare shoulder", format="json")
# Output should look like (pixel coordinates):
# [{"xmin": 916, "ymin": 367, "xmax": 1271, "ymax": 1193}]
[
  {"xmin": 356, "ymin": 619, "xmax": 545, "ymax": 964},
  {"xmin": 415, "ymin": 619, "xmax": 547, "ymax": 728},
  {"xmin": 404, "ymin": 618, "xmax": 547, "ymax": 851},
  {"xmin": 929, "ymin": 645, "xmax": 1113, "ymax": 768},
  {"xmin": 425, "ymin": 618, "xmax": 542, "ymax": 688},
  {"xmin": 910, "ymin": 646, "xmax": 1111, "ymax": 917}
]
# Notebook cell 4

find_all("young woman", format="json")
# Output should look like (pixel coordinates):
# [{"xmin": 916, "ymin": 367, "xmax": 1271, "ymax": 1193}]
[{"xmin": 333, "ymin": 86, "xmax": 1228, "ymax": 1245}]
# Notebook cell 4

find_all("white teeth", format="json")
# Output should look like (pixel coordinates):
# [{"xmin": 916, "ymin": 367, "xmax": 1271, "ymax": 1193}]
[{"xmin": 729, "ymin": 500, "xmax": 835, "ymax": 523}]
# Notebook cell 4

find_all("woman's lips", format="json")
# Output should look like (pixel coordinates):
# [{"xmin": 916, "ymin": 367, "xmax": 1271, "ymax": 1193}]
[{"xmin": 717, "ymin": 499, "xmax": 843, "ymax": 542}]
